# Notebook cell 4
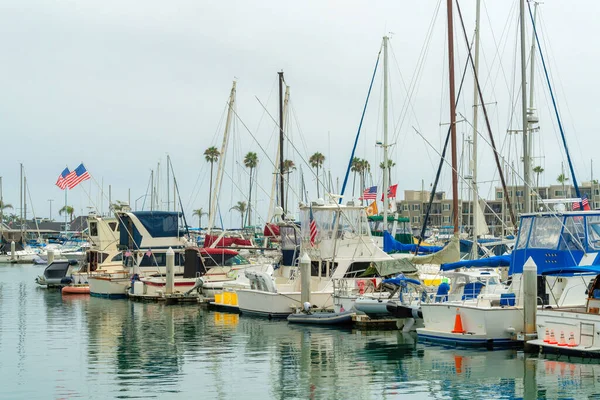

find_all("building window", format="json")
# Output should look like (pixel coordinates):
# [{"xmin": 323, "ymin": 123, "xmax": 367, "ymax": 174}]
[
  {"xmin": 515, "ymin": 190, "xmax": 524, "ymax": 197},
  {"xmin": 442, "ymin": 204, "xmax": 451, "ymax": 211},
  {"xmin": 412, "ymin": 216, "xmax": 420, "ymax": 224},
  {"xmin": 443, "ymin": 216, "xmax": 451, "ymax": 224},
  {"xmin": 412, "ymin": 204, "xmax": 421, "ymax": 211},
  {"xmin": 497, "ymin": 192, "xmax": 503, "ymax": 199},
  {"xmin": 555, "ymin": 190, "xmax": 564, "ymax": 197},
  {"xmin": 515, "ymin": 203, "xmax": 523, "ymax": 211},
  {"xmin": 595, "ymin": 202, "xmax": 600, "ymax": 209},
  {"xmin": 402, "ymin": 204, "xmax": 409, "ymax": 211},
  {"xmin": 595, "ymin": 189, "xmax": 600, "ymax": 196}
]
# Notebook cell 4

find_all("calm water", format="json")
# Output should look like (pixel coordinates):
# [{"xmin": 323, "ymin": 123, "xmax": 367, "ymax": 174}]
[{"xmin": 1, "ymin": 264, "xmax": 599, "ymax": 399}]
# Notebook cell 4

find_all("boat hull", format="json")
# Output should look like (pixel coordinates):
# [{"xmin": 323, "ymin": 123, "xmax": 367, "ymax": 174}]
[
  {"xmin": 417, "ymin": 303, "xmax": 523, "ymax": 348},
  {"xmin": 237, "ymin": 290, "xmax": 334, "ymax": 318},
  {"xmin": 88, "ymin": 276, "xmax": 130, "ymax": 299}
]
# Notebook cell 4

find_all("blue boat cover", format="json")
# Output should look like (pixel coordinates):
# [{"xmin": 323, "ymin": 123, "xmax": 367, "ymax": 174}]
[
  {"xmin": 383, "ymin": 231, "xmax": 443, "ymax": 254},
  {"xmin": 440, "ymin": 254, "xmax": 511, "ymax": 271},
  {"xmin": 382, "ymin": 274, "xmax": 422, "ymax": 286}
]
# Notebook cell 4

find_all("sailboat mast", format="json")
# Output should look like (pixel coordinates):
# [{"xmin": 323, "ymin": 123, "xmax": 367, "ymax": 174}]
[
  {"xmin": 446, "ymin": 0, "xmax": 460, "ymax": 234},
  {"xmin": 0, "ymin": 177, "xmax": 3, "ymax": 238},
  {"xmin": 520, "ymin": 0, "xmax": 531, "ymax": 213},
  {"xmin": 528, "ymin": 2, "xmax": 539, "ymax": 210},
  {"xmin": 268, "ymin": 85, "xmax": 289, "ymax": 222},
  {"xmin": 278, "ymin": 71, "xmax": 285, "ymax": 216},
  {"xmin": 471, "ymin": 0, "xmax": 481, "ymax": 259},
  {"xmin": 208, "ymin": 81, "xmax": 236, "ymax": 233},
  {"xmin": 166, "ymin": 155, "xmax": 170, "ymax": 212},
  {"xmin": 382, "ymin": 36, "xmax": 390, "ymax": 228},
  {"xmin": 19, "ymin": 163, "xmax": 23, "ymax": 232}
]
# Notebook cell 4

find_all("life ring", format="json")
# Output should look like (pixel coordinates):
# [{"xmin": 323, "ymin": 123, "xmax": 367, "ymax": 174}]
[{"xmin": 357, "ymin": 280, "xmax": 366, "ymax": 295}]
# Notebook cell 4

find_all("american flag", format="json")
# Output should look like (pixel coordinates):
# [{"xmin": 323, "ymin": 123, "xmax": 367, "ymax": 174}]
[
  {"xmin": 362, "ymin": 186, "xmax": 378, "ymax": 200},
  {"xmin": 309, "ymin": 206, "xmax": 318, "ymax": 246},
  {"xmin": 55, "ymin": 167, "xmax": 70, "ymax": 190},
  {"xmin": 65, "ymin": 163, "xmax": 90, "ymax": 189},
  {"xmin": 572, "ymin": 195, "xmax": 591, "ymax": 211}
]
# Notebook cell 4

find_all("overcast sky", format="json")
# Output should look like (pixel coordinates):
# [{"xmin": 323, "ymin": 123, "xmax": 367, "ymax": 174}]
[{"xmin": 1, "ymin": 0, "xmax": 599, "ymax": 228}]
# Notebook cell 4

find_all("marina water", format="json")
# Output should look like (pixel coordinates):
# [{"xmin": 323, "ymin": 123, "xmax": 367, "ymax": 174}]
[{"xmin": 1, "ymin": 264, "xmax": 598, "ymax": 399}]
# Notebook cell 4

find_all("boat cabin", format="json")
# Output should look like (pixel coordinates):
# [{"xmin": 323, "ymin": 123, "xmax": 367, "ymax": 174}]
[{"xmin": 183, "ymin": 248, "xmax": 250, "ymax": 278}]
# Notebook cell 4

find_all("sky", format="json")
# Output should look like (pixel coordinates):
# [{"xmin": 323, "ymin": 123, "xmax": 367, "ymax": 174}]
[{"xmin": 1, "ymin": 0, "xmax": 599, "ymax": 228}]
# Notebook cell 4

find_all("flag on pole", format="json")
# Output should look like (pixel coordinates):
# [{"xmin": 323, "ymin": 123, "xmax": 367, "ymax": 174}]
[
  {"xmin": 572, "ymin": 195, "xmax": 591, "ymax": 211},
  {"xmin": 309, "ymin": 205, "xmax": 318, "ymax": 246},
  {"xmin": 145, "ymin": 249, "xmax": 153, "ymax": 257},
  {"xmin": 65, "ymin": 163, "xmax": 91, "ymax": 189},
  {"xmin": 381, "ymin": 184, "xmax": 398, "ymax": 201},
  {"xmin": 361, "ymin": 186, "xmax": 378, "ymax": 200},
  {"xmin": 55, "ymin": 168, "xmax": 70, "ymax": 190},
  {"xmin": 366, "ymin": 201, "xmax": 378, "ymax": 216}
]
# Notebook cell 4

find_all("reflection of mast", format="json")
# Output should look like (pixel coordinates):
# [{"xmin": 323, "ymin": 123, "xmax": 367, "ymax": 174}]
[{"xmin": 208, "ymin": 81, "xmax": 236, "ymax": 233}]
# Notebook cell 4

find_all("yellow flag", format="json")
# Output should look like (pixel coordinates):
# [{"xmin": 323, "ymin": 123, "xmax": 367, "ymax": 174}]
[{"xmin": 366, "ymin": 201, "xmax": 378, "ymax": 216}]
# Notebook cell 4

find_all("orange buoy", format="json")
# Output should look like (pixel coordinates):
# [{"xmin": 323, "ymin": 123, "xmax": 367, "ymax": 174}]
[
  {"xmin": 567, "ymin": 332, "xmax": 577, "ymax": 347},
  {"xmin": 451, "ymin": 309, "xmax": 465, "ymax": 334},
  {"xmin": 62, "ymin": 285, "xmax": 90, "ymax": 295}
]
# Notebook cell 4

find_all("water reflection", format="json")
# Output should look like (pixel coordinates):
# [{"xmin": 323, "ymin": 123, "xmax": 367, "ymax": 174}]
[{"xmin": 7, "ymin": 264, "xmax": 600, "ymax": 399}]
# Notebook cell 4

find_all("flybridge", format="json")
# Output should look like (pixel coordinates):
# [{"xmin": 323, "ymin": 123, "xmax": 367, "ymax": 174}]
[
  {"xmin": 118, "ymin": 211, "xmax": 185, "ymax": 250},
  {"xmin": 509, "ymin": 211, "xmax": 600, "ymax": 275}
]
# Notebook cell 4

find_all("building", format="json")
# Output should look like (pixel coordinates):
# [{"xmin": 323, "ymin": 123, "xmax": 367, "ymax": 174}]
[{"xmin": 396, "ymin": 181, "xmax": 600, "ymax": 236}]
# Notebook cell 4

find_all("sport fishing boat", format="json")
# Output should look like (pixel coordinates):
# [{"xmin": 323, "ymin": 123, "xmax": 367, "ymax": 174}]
[
  {"xmin": 89, "ymin": 211, "xmax": 191, "ymax": 298},
  {"xmin": 417, "ymin": 211, "xmax": 600, "ymax": 347},
  {"xmin": 235, "ymin": 201, "xmax": 417, "ymax": 318}
]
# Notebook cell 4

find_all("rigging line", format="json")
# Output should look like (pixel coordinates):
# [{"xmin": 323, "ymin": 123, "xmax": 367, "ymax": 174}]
[
  {"xmin": 414, "ymin": 38, "xmax": 472, "ymax": 253},
  {"xmin": 337, "ymin": 45, "xmax": 382, "ymax": 204},
  {"xmin": 528, "ymin": 1, "xmax": 582, "ymax": 207},
  {"xmin": 456, "ymin": 0, "xmax": 516, "ymax": 229}
]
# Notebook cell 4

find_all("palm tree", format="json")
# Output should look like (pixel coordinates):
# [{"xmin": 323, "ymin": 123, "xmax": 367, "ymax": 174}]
[
  {"xmin": 533, "ymin": 166, "xmax": 544, "ymax": 189},
  {"xmin": 243, "ymin": 152, "xmax": 259, "ymax": 226},
  {"xmin": 229, "ymin": 201, "xmax": 247, "ymax": 229},
  {"xmin": 379, "ymin": 159, "xmax": 396, "ymax": 187},
  {"xmin": 360, "ymin": 159, "xmax": 371, "ymax": 196},
  {"xmin": 59, "ymin": 205, "xmax": 75, "ymax": 221},
  {"xmin": 282, "ymin": 160, "xmax": 296, "ymax": 212},
  {"xmin": 192, "ymin": 208, "xmax": 208, "ymax": 229},
  {"xmin": 204, "ymin": 146, "xmax": 220, "ymax": 218},
  {"xmin": 351, "ymin": 157, "xmax": 361, "ymax": 197},
  {"xmin": 309, "ymin": 152, "xmax": 326, "ymax": 198},
  {"xmin": 0, "ymin": 200, "xmax": 12, "ymax": 211}
]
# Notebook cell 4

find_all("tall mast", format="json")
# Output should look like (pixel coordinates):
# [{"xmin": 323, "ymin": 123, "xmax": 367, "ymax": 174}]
[
  {"xmin": 19, "ymin": 163, "xmax": 23, "ymax": 231},
  {"xmin": 208, "ymin": 81, "xmax": 236, "ymax": 233},
  {"xmin": 0, "ymin": 177, "xmax": 3, "ymax": 239},
  {"xmin": 278, "ymin": 71, "xmax": 286, "ymax": 216},
  {"xmin": 150, "ymin": 170, "xmax": 154, "ymax": 212},
  {"xmin": 382, "ymin": 36, "xmax": 390, "ymax": 228},
  {"xmin": 447, "ymin": 0, "xmax": 460, "ymax": 234},
  {"xmin": 520, "ymin": 0, "xmax": 531, "ymax": 213},
  {"xmin": 528, "ymin": 2, "xmax": 539, "ymax": 210},
  {"xmin": 470, "ymin": 0, "xmax": 481, "ymax": 259},
  {"xmin": 268, "ymin": 85, "xmax": 289, "ymax": 222},
  {"xmin": 166, "ymin": 155, "xmax": 170, "ymax": 211}
]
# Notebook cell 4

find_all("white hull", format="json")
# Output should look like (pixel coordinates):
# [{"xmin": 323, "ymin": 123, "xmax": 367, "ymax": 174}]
[
  {"xmin": 129, "ymin": 277, "xmax": 197, "ymax": 299},
  {"xmin": 529, "ymin": 307, "xmax": 600, "ymax": 354},
  {"xmin": 417, "ymin": 303, "xmax": 523, "ymax": 347},
  {"xmin": 237, "ymin": 290, "xmax": 334, "ymax": 318},
  {"xmin": 88, "ymin": 275, "xmax": 130, "ymax": 298}
]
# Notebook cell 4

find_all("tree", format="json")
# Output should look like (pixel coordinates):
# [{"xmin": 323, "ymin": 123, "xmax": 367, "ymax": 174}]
[
  {"xmin": 59, "ymin": 205, "xmax": 75, "ymax": 221},
  {"xmin": 309, "ymin": 152, "xmax": 326, "ymax": 198},
  {"xmin": 204, "ymin": 146, "xmax": 220, "ymax": 220},
  {"xmin": 533, "ymin": 166, "xmax": 544, "ymax": 188},
  {"xmin": 0, "ymin": 200, "xmax": 13, "ymax": 211},
  {"xmin": 379, "ymin": 159, "xmax": 396, "ymax": 187},
  {"xmin": 243, "ymin": 152, "xmax": 259, "ymax": 226},
  {"xmin": 229, "ymin": 201, "xmax": 247, "ymax": 229},
  {"xmin": 282, "ymin": 160, "xmax": 296, "ymax": 213},
  {"xmin": 557, "ymin": 173, "xmax": 570, "ymax": 197},
  {"xmin": 351, "ymin": 157, "xmax": 361, "ymax": 197},
  {"xmin": 192, "ymin": 208, "xmax": 208, "ymax": 229}
]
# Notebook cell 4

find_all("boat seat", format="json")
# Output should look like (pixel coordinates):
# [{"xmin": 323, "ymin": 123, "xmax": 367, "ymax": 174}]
[{"xmin": 461, "ymin": 281, "xmax": 485, "ymax": 301}]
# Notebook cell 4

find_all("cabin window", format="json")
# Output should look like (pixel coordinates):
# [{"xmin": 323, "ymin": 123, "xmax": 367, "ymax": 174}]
[
  {"xmin": 559, "ymin": 216, "xmax": 586, "ymax": 251},
  {"xmin": 528, "ymin": 216, "xmax": 562, "ymax": 249},
  {"xmin": 111, "ymin": 253, "xmax": 123, "ymax": 262},
  {"xmin": 588, "ymin": 216, "xmax": 600, "ymax": 250},
  {"xmin": 89, "ymin": 222, "xmax": 98, "ymax": 236},
  {"xmin": 516, "ymin": 217, "xmax": 533, "ymax": 249},
  {"xmin": 343, "ymin": 262, "xmax": 372, "ymax": 278},
  {"xmin": 108, "ymin": 222, "xmax": 117, "ymax": 231}
]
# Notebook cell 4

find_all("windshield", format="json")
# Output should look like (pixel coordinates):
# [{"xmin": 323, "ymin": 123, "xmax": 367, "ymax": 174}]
[
  {"xmin": 223, "ymin": 254, "xmax": 250, "ymax": 266},
  {"xmin": 528, "ymin": 216, "xmax": 562, "ymax": 249}
]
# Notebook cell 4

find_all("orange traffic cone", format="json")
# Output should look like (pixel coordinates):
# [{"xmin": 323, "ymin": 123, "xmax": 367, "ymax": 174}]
[
  {"xmin": 543, "ymin": 328, "xmax": 550, "ymax": 343},
  {"xmin": 548, "ymin": 330, "xmax": 557, "ymax": 344},
  {"xmin": 558, "ymin": 331, "xmax": 567, "ymax": 346},
  {"xmin": 567, "ymin": 332, "xmax": 577, "ymax": 347},
  {"xmin": 451, "ymin": 309, "xmax": 465, "ymax": 334}
]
